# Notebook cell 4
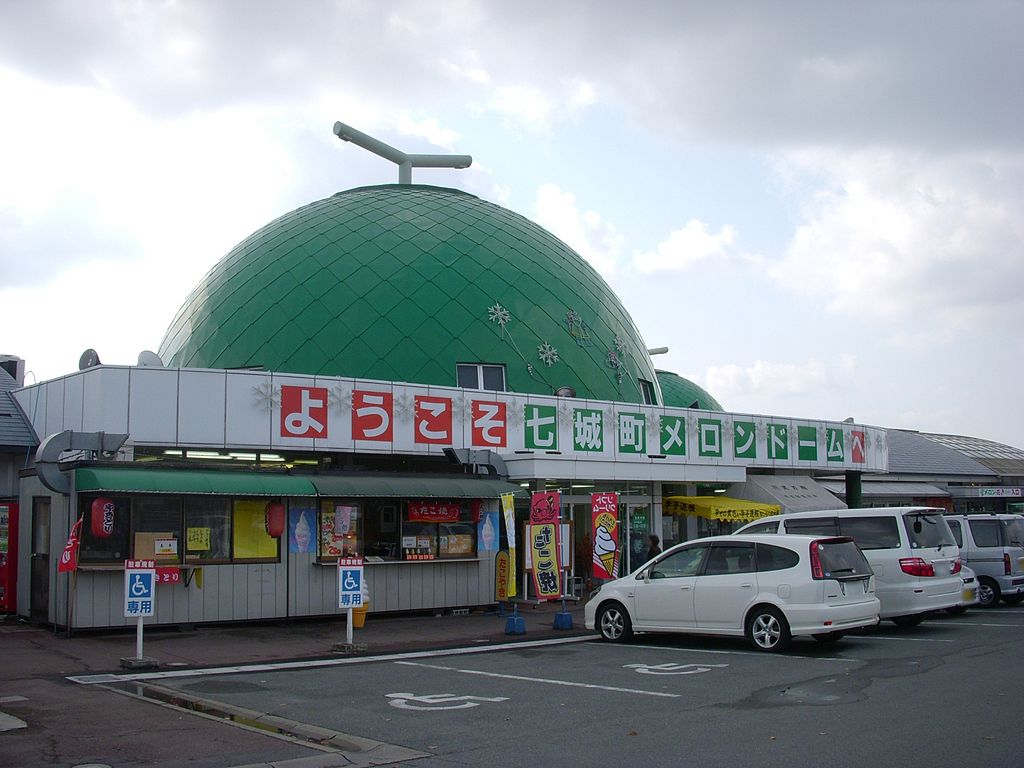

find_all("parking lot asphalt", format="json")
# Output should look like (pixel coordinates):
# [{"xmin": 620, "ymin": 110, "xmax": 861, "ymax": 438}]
[
  {"xmin": 3, "ymin": 604, "xmax": 1024, "ymax": 768},
  {"xmin": 0, "ymin": 601, "xmax": 589, "ymax": 768}
]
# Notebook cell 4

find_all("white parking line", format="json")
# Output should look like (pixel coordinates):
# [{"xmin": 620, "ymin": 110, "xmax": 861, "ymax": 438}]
[
  {"xmin": 927, "ymin": 621, "xmax": 1024, "ymax": 628},
  {"xmin": 853, "ymin": 635, "xmax": 953, "ymax": 643},
  {"xmin": 66, "ymin": 635, "xmax": 597, "ymax": 685},
  {"xmin": 394, "ymin": 661, "xmax": 681, "ymax": 698},
  {"xmin": 615, "ymin": 643, "xmax": 851, "ymax": 662}
]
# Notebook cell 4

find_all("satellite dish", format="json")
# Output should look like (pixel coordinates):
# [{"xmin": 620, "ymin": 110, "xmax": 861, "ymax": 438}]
[
  {"xmin": 78, "ymin": 349, "xmax": 101, "ymax": 370},
  {"xmin": 137, "ymin": 350, "xmax": 164, "ymax": 367}
]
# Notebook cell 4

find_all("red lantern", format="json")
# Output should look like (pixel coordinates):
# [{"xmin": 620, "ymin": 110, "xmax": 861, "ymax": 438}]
[
  {"xmin": 265, "ymin": 502, "xmax": 286, "ymax": 538},
  {"xmin": 90, "ymin": 497, "xmax": 115, "ymax": 538}
]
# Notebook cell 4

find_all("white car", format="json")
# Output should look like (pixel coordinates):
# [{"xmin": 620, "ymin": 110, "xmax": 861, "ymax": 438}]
[
  {"xmin": 737, "ymin": 507, "xmax": 963, "ymax": 626},
  {"xmin": 584, "ymin": 534, "xmax": 880, "ymax": 652},
  {"xmin": 946, "ymin": 564, "xmax": 979, "ymax": 615}
]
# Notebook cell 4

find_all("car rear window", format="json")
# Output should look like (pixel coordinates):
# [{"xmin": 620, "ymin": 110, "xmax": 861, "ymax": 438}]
[
  {"xmin": 816, "ymin": 539, "xmax": 872, "ymax": 578},
  {"xmin": 755, "ymin": 543, "xmax": 800, "ymax": 572},
  {"xmin": 968, "ymin": 519, "xmax": 1001, "ymax": 548},
  {"xmin": 783, "ymin": 517, "xmax": 838, "ymax": 536},
  {"xmin": 903, "ymin": 512, "xmax": 957, "ymax": 549},
  {"xmin": 838, "ymin": 516, "xmax": 901, "ymax": 550},
  {"xmin": 1003, "ymin": 519, "xmax": 1024, "ymax": 548},
  {"xmin": 742, "ymin": 521, "xmax": 779, "ymax": 535},
  {"xmin": 946, "ymin": 519, "xmax": 963, "ymax": 547}
]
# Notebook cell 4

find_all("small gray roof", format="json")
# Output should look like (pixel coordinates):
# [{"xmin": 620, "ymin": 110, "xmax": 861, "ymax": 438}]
[
  {"xmin": 886, "ymin": 429, "xmax": 996, "ymax": 477},
  {"xmin": 916, "ymin": 431, "xmax": 1024, "ymax": 477},
  {"xmin": 0, "ymin": 368, "xmax": 36, "ymax": 449}
]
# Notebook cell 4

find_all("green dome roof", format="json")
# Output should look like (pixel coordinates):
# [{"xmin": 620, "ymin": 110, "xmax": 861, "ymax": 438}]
[
  {"xmin": 655, "ymin": 370, "xmax": 723, "ymax": 411},
  {"xmin": 159, "ymin": 184, "xmax": 660, "ymax": 404}
]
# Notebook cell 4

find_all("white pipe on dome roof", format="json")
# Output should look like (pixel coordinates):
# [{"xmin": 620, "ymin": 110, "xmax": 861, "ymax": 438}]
[{"xmin": 333, "ymin": 121, "xmax": 472, "ymax": 184}]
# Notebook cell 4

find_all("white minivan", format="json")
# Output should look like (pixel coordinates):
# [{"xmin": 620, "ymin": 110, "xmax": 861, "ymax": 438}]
[{"xmin": 736, "ymin": 507, "xmax": 962, "ymax": 626}]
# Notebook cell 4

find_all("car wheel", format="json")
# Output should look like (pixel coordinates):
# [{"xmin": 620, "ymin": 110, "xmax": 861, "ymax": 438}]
[
  {"xmin": 597, "ymin": 602, "xmax": 633, "ymax": 642},
  {"xmin": 977, "ymin": 578, "xmax": 1000, "ymax": 608},
  {"xmin": 891, "ymin": 615, "xmax": 924, "ymax": 628},
  {"xmin": 812, "ymin": 632, "xmax": 845, "ymax": 643},
  {"xmin": 945, "ymin": 605, "xmax": 968, "ymax": 615},
  {"xmin": 1000, "ymin": 594, "xmax": 1024, "ymax": 606},
  {"xmin": 745, "ymin": 606, "xmax": 791, "ymax": 652}
]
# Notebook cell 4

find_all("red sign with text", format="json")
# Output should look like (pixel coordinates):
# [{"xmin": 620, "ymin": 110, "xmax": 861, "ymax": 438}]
[
  {"xmin": 352, "ymin": 390, "xmax": 393, "ymax": 441},
  {"xmin": 280, "ymin": 385, "xmax": 328, "ymax": 438},
  {"xmin": 408, "ymin": 502, "xmax": 462, "ymax": 522},
  {"xmin": 471, "ymin": 401, "xmax": 507, "ymax": 447},
  {"xmin": 852, "ymin": 430, "xmax": 865, "ymax": 463},
  {"xmin": 415, "ymin": 396, "xmax": 452, "ymax": 444}
]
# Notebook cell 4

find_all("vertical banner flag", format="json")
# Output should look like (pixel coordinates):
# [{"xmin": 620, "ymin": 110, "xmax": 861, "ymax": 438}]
[
  {"xmin": 591, "ymin": 492, "xmax": 620, "ymax": 579},
  {"xmin": 57, "ymin": 517, "xmax": 84, "ymax": 573},
  {"xmin": 500, "ymin": 493, "xmax": 518, "ymax": 597},
  {"xmin": 529, "ymin": 491, "xmax": 562, "ymax": 600}
]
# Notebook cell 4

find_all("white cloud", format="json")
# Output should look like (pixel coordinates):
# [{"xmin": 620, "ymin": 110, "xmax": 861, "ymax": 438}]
[
  {"xmin": 633, "ymin": 219, "xmax": 738, "ymax": 273},
  {"xmin": 482, "ymin": 77, "xmax": 597, "ymax": 132},
  {"xmin": 767, "ymin": 149, "xmax": 1024, "ymax": 341},
  {"xmin": 394, "ymin": 113, "xmax": 461, "ymax": 151},
  {"xmin": 704, "ymin": 356, "xmax": 857, "ymax": 407},
  {"xmin": 532, "ymin": 183, "xmax": 622, "ymax": 276}
]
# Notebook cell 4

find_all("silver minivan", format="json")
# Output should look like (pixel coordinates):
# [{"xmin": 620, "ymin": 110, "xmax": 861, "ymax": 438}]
[
  {"xmin": 944, "ymin": 514, "xmax": 1024, "ymax": 607},
  {"xmin": 737, "ymin": 507, "xmax": 962, "ymax": 626}
]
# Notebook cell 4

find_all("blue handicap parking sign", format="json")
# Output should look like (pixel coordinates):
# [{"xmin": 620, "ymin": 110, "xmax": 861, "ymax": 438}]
[
  {"xmin": 129, "ymin": 572, "xmax": 154, "ymax": 599},
  {"xmin": 340, "ymin": 569, "xmax": 361, "ymax": 594}
]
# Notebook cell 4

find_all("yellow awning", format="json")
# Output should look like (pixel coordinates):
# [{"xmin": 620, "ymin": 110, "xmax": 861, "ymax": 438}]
[{"xmin": 663, "ymin": 495, "xmax": 780, "ymax": 523}]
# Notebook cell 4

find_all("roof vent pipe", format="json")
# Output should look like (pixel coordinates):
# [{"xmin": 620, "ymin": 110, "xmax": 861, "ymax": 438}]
[{"xmin": 333, "ymin": 121, "xmax": 472, "ymax": 184}]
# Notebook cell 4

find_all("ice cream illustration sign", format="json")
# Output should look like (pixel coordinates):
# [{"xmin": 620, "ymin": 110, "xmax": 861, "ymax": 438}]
[{"xmin": 591, "ymin": 492, "xmax": 620, "ymax": 579}]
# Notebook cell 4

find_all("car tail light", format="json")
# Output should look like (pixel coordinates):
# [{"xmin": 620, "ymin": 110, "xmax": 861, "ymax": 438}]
[
  {"xmin": 951, "ymin": 557, "xmax": 962, "ymax": 575},
  {"xmin": 899, "ymin": 557, "xmax": 935, "ymax": 577},
  {"xmin": 809, "ymin": 541, "xmax": 824, "ymax": 579},
  {"xmin": 1005, "ymin": 553, "xmax": 1012, "ymax": 576}
]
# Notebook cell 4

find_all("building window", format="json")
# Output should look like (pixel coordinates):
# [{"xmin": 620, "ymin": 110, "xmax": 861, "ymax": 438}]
[
  {"xmin": 638, "ymin": 378, "xmax": 657, "ymax": 405},
  {"xmin": 184, "ymin": 497, "xmax": 232, "ymax": 563},
  {"xmin": 317, "ymin": 502, "xmax": 362, "ymax": 560},
  {"xmin": 457, "ymin": 363, "xmax": 506, "ymax": 391},
  {"xmin": 77, "ymin": 494, "xmax": 280, "ymax": 565}
]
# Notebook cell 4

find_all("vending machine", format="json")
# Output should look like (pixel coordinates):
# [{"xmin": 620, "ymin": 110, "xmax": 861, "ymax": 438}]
[{"xmin": 0, "ymin": 501, "xmax": 18, "ymax": 613}]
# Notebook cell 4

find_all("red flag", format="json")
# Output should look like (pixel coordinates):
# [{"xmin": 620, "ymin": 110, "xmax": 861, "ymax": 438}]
[{"xmin": 57, "ymin": 518, "xmax": 83, "ymax": 573}]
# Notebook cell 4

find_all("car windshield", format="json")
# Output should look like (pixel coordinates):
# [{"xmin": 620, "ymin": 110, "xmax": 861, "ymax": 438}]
[
  {"xmin": 816, "ymin": 539, "xmax": 872, "ymax": 578},
  {"xmin": 903, "ymin": 512, "xmax": 956, "ymax": 549},
  {"xmin": 1003, "ymin": 518, "xmax": 1024, "ymax": 548}
]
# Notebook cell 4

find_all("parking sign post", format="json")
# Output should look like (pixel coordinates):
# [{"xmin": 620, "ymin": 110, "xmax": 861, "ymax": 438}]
[
  {"xmin": 337, "ymin": 557, "xmax": 364, "ymax": 647},
  {"xmin": 121, "ymin": 559, "xmax": 158, "ymax": 670}
]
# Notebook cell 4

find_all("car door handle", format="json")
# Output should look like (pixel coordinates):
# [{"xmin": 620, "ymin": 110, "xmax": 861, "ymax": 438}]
[
  {"xmin": 679, "ymin": 585, "xmax": 691, "ymax": 590},
  {"xmin": 739, "ymin": 583, "xmax": 753, "ymax": 588}
]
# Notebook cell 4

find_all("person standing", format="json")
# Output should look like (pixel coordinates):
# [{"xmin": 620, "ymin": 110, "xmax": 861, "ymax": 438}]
[{"xmin": 646, "ymin": 534, "xmax": 662, "ymax": 562}]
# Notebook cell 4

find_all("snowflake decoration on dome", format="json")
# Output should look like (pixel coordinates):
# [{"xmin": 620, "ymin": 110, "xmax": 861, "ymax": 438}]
[
  {"xmin": 613, "ymin": 335, "xmax": 627, "ymax": 354},
  {"xmin": 488, "ymin": 302, "xmax": 511, "ymax": 328},
  {"xmin": 537, "ymin": 342, "xmax": 560, "ymax": 367},
  {"xmin": 607, "ymin": 349, "xmax": 622, "ymax": 370}
]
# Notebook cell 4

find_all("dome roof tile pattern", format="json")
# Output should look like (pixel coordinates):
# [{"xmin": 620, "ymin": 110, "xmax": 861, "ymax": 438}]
[
  {"xmin": 655, "ymin": 370, "xmax": 723, "ymax": 411},
  {"xmin": 160, "ymin": 185, "xmax": 661, "ymax": 404}
]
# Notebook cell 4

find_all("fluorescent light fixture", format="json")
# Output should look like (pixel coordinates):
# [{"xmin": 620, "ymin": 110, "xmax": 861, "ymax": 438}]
[{"xmin": 163, "ymin": 450, "xmax": 182, "ymax": 456}]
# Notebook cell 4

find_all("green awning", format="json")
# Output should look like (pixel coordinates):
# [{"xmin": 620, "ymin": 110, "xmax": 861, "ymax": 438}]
[
  {"xmin": 74, "ymin": 467, "xmax": 528, "ymax": 500},
  {"xmin": 310, "ymin": 475, "xmax": 528, "ymax": 499},
  {"xmin": 75, "ymin": 467, "xmax": 318, "ymax": 497}
]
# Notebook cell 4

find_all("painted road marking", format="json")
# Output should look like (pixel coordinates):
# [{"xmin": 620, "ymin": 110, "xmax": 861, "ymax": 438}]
[
  {"xmin": 386, "ymin": 692, "xmax": 509, "ymax": 711},
  {"xmin": 394, "ymin": 661, "xmax": 681, "ymax": 698},
  {"xmin": 853, "ymin": 635, "xmax": 954, "ymax": 643},
  {"xmin": 927, "ymin": 621, "xmax": 1024, "ymax": 628},
  {"xmin": 67, "ymin": 635, "xmax": 597, "ymax": 685},
  {"xmin": 615, "ymin": 643, "xmax": 851, "ymax": 662},
  {"xmin": 624, "ymin": 662, "xmax": 729, "ymax": 675},
  {"xmin": 0, "ymin": 713, "xmax": 27, "ymax": 732}
]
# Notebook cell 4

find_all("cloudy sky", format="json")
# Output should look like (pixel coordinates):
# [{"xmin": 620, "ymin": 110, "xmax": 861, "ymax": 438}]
[{"xmin": 2, "ymin": 1, "xmax": 1021, "ymax": 448}]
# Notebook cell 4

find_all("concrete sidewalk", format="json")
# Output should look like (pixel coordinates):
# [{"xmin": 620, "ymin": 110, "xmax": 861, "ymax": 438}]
[{"xmin": 0, "ymin": 602, "xmax": 592, "ymax": 767}]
